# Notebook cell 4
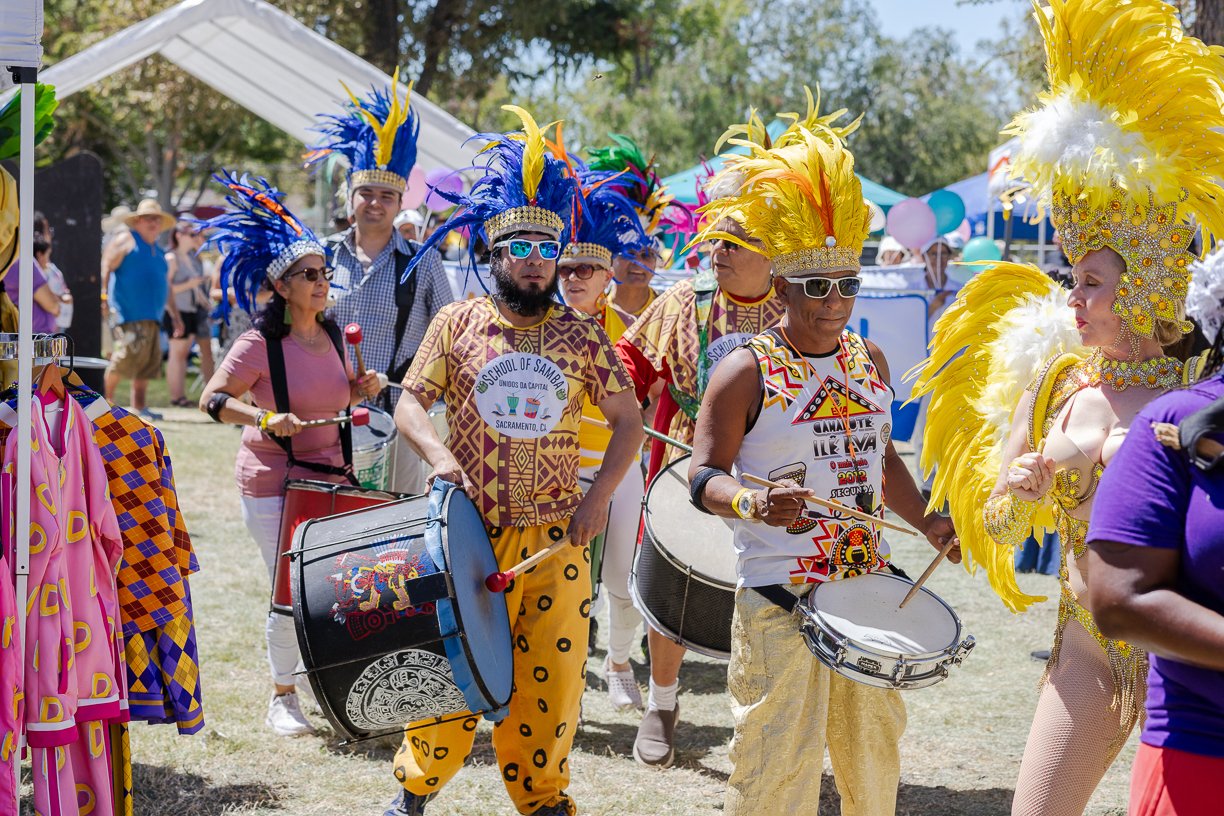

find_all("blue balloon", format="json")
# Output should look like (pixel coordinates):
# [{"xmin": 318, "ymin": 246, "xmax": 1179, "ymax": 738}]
[{"xmin": 928, "ymin": 189, "xmax": 966, "ymax": 235}]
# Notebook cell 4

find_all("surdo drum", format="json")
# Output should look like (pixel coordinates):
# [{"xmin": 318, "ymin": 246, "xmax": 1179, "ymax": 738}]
[
  {"xmin": 290, "ymin": 480, "xmax": 513, "ymax": 741},
  {"xmin": 631, "ymin": 455, "xmax": 738, "ymax": 659}
]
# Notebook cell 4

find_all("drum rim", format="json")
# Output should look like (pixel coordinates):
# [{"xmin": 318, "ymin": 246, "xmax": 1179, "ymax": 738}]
[
  {"xmin": 629, "ymin": 548, "xmax": 731, "ymax": 661},
  {"xmin": 642, "ymin": 454, "xmax": 737, "ymax": 587},
  {"xmin": 802, "ymin": 571, "xmax": 963, "ymax": 661}
]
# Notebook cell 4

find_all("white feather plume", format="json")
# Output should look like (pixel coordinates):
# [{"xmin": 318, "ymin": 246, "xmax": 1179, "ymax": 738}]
[{"xmin": 1188, "ymin": 248, "xmax": 1224, "ymax": 343}]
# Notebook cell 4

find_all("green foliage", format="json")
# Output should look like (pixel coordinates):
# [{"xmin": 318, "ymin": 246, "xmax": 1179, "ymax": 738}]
[{"xmin": 0, "ymin": 84, "xmax": 58, "ymax": 160}]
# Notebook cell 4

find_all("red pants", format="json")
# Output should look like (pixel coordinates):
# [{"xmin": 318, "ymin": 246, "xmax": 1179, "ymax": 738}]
[{"xmin": 1130, "ymin": 742, "xmax": 1224, "ymax": 816}]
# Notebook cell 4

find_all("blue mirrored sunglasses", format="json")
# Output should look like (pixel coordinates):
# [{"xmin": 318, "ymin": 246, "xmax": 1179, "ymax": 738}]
[{"xmin": 495, "ymin": 239, "xmax": 561, "ymax": 260}]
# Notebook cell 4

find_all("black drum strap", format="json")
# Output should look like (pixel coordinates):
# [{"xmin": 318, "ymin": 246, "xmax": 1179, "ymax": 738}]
[{"xmin": 752, "ymin": 584, "xmax": 802, "ymax": 614}]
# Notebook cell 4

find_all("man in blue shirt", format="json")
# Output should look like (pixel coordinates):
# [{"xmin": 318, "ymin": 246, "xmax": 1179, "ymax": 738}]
[{"xmin": 101, "ymin": 199, "xmax": 173, "ymax": 420}]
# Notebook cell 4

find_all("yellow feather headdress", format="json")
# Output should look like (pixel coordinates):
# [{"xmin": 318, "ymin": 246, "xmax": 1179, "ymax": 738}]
[
  {"xmin": 693, "ymin": 128, "xmax": 872, "ymax": 276},
  {"xmin": 1005, "ymin": 0, "xmax": 1224, "ymax": 338}
]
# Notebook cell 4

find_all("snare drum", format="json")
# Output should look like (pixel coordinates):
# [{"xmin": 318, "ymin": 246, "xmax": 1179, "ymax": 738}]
[
  {"xmin": 290, "ymin": 481, "xmax": 513, "ymax": 742},
  {"xmin": 352, "ymin": 405, "xmax": 397, "ymax": 490},
  {"xmin": 797, "ymin": 571, "xmax": 974, "ymax": 690},
  {"xmin": 272, "ymin": 480, "xmax": 403, "ymax": 615},
  {"xmin": 631, "ymin": 455, "xmax": 737, "ymax": 659}
]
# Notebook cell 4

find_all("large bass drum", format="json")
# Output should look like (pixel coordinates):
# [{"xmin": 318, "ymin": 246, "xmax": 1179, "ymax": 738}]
[
  {"xmin": 631, "ymin": 454, "xmax": 738, "ymax": 659},
  {"xmin": 290, "ymin": 481, "xmax": 512, "ymax": 742}
]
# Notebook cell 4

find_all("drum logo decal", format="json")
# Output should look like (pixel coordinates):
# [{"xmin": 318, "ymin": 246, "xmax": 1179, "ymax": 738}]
[
  {"xmin": 329, "ymin": 543, "xmax": 437, "ymax": 640},
  {"xmin": 346, "ymin": 649, "xmax": 465, "ymax": 730},
  {"xmin": 474, "ymin": 352, "xmax": 568, "ymax": 439}
]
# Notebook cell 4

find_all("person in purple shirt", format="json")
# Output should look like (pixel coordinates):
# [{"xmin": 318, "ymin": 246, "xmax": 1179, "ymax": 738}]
[
  {"xmin": 1086, "ymin": 352, "xmax": 1224, "ymax": 816},
  {"xmin": 4, "ymin": 244, "xmax": 61, "ymax": 335}
]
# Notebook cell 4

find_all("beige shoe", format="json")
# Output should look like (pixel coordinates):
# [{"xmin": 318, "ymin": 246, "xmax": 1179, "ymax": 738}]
[
  {"xmin": 605, "ymin": 659, "xmax": 644, "ymax": 712},
  {"xmin": 632, "ymin": 703, "xmax": 679, "ymax": 768},
  {"xmin": 266, "ymin": 692, "xmax": 314, "ymax": 737}
]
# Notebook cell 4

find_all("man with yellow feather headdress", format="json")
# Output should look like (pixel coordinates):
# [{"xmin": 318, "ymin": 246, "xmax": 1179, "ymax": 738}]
[
  {"xmin": 685, "ymin": 113, "xmax": 959, "ymax": 813},
  {"xmin": 909, "ymin": 1, "xmax": 1224, "ymax": 813}
]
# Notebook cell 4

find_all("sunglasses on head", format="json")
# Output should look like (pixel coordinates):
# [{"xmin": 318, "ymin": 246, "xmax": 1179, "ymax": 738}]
[
  {"xmin": 558, "ymin": 264, "xmax": 600, "ymax": 280},
  {"xmin": 287, "ymin": 266, "xmax": 334, "ymax": 283},
  {"xmin": 494, "ymin": 238, "xmax": 561, "ymax": 260},
  {"xmin": 783, "ymin": 275, "xmax": 862, "ymax": 299}
]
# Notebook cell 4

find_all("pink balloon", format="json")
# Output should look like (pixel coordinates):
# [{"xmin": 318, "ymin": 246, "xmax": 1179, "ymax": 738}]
[
  {"xmin": 886, "ymin": 198, "xmax": 937, "ymax": 248},
  {"xmin": 957, "ymin": 218, "xmax": 972, "ymax": 242},
  {"xmin": 402, "ymin": 166, "xmax": 428, "ymax": 210},
  {"xmin": 425, "ymin": 168, "xmax": 465, "ymax": 213}
]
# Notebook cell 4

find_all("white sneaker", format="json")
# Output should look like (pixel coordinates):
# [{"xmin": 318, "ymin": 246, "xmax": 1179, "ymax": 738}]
[
  {"xmin": 266, "ymin": 692, "xmax": 315, "ymax": 737},
  {"xmin": 605, "ymin": 660, "xmax": 644, "ymax": 711}
]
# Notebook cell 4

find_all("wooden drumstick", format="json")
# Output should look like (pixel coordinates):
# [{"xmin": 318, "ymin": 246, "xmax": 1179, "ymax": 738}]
[
  {"xmin": 580, "ymin": 415, "xmax": 694, "ymax": 454},
  {"xmin": 740, "ymin": 474, "xmax": 918, "ymax": 537},
  {"xmin": 299, "ymin": 407, "xmax": 371, "ymax": 428},
  {"xmin": 344, "ymin": 323, "xmax": 367, "ymax": 374},
  {"xmin": 898, "ymin": 536, "xmax": 959, "ymax": 609},
  {"xmin": 485, "ymin": 536, "xmax": 573, "ymax": 592}
]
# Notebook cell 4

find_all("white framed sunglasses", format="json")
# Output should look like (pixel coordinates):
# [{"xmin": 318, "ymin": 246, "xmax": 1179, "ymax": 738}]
[
  {"xmin": 783, "ymin": 275, "xmax": 863, "ymax": 299},
  {"xmin": 493, "ymin": 238, "xmax": 562, "ymax": 260}
]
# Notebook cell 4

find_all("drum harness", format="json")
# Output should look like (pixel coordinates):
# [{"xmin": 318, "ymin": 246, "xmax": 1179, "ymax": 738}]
[{"xmin": 265, "ymin": 320, "xmax": 359, "ymax": 487}]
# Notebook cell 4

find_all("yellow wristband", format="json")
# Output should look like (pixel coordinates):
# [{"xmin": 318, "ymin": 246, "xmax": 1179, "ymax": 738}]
[
  {"xmin": 732, "ymin": 488, "xmax": 755, "ymax": 520},
  {"xmin": 258, "ymin": 411, "xmax": 272, "ymax": 431}
]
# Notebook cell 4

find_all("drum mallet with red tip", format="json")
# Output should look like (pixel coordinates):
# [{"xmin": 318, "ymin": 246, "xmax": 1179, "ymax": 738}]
[
  {"xmin": 485, "ymin": 536, "xmax": 573, "ymax": 592},
  {"xmin": 300, "ymin": 407, "xmax": 371, "ymax": 428},
  {"xmin": 344, "ymin": 323, "xmax": 367, "ymax": 374}
]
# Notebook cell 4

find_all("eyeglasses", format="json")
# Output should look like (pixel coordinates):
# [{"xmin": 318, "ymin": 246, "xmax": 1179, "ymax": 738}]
[
  {"xmin": 558, "ymin": 264, "xmax": 599, "ymax": 280},
  {"xmin": 287, "ymin": 266, "xmax": 334, "ymax": 283},
  {"xmin": 783, "ymin": 275, "xmax": 862, "ymax": 299},
  {"xmin": 494, "ymin": 239, "xmax": 561, "ymax": 260}
]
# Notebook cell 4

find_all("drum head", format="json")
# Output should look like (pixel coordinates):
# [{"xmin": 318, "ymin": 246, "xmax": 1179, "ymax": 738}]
[
  {"xmin": 809, "ymin": 572, "xmax": 959, "ymax": 658},
  {"xmin": 440, "ymin": 487, "xmax": 513, "ymax": 711},
  {"xmin": 644, "ymin": 455, "xmax": 737, "ymax": 583},
  {"xmin": 352, "ymin": 404, "xmax": 396, "ymax": 451}
]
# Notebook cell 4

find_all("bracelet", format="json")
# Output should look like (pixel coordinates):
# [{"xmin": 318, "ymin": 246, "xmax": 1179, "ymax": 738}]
[
  {"xmin": 257, "ymin": 410, "xmax": 272, "ymax": 431},
  {"xmin": 689, "ymin": 466, "xmax": 729, "ymax": 515},
  {"xmin": 983, "ymin": 491, "xmax": 1038, "ymax": 549},
  {"xmin": 99, "ymin": 293, "xmax": 109, "ymax": 302}
]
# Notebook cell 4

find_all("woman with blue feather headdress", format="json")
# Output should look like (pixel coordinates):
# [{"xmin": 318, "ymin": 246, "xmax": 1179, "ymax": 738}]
[{"xmin": 196, "ymin": 172, "xmax": 381, "ymax": 738}]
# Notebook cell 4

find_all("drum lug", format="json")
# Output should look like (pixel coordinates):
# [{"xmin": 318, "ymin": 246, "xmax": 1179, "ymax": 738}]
[
  {"xmin": 953, "ymin": 635, "xmax": 976, "ymax": 666},
  {"xmin": 832, "ymin": 637, "xmax": 848, "ymax": 668},
  {"xmin": 890, "ymin": 657, "xmax": 907, "ymax": 685}
]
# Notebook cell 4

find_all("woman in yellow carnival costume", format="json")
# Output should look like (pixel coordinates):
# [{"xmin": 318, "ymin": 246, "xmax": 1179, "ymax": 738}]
[{"xmin": 909, "ymin": 2, "xmax": 1224, "ymax": 814}]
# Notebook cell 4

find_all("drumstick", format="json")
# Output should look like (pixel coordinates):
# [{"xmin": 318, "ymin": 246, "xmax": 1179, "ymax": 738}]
[
  {"xmin": 898, "ymin": 536, "xmax": 959, "ymax": 609},
  {"xmin": 580, "ymin": 416, "xmax": 694, "ymax": 454},
  {"xmin": 485, "ymin": 536, "xmax": 573, "ymax": 592},
  {"xmin": 298, "ymin": 407, "xmax": 371, "ymax": 428},
  {"xmin": 740, "ymin": 474, "xmax": 918, "ymax": 536},
  {"xmin": 344, "ymin": 323, "xmax": 367, "ymax": 374}
]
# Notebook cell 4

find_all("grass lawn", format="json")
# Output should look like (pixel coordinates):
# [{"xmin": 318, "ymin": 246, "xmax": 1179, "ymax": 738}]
[{"xmin": 26, "ymin": 381, "xmax": 1132, "ymax": 815}]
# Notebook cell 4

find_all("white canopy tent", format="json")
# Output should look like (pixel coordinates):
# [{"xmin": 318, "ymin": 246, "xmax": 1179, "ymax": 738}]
[{"xmin": 10, "ymin": 0, "xmax": 479, "ymax": 172}]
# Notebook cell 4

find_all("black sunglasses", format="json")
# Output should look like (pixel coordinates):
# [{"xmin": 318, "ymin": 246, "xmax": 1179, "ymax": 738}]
[
  {"xmin": 287, "ymin": 266, "xmax": 334, "ymax": 283},
  {"xmin": 559, "ymin": 264, "xmax": 599, "ymax": 280}
]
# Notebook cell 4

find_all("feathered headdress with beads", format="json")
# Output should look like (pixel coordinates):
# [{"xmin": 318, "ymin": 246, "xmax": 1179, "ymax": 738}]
[
  {"xmin": 1004, "ymin": 0, "xmax": 1224, "ymax": 339},
  {"xmin": 403, "ymin": 105, "xmax": 578, "ymax": 281},
  {"xmin": 307, "ymin": 67, "xmax": 420, "ymax": 193},
  {"xmin": 587, "ymin": 134, "xmax": 691, "ymax": 242},
  {"xmin": 714, "ymin": 86, "xmax": 862, "ymax": 155},
  {"xmin": 561, "ymin": 169, "xmax": 652, "ymax": 268},
  {"xmin": 195, "ymin": 172, "xmax": 325, "ymax": 322},
  {"xmin": 693, "ymin": 127, "xmax": 872, "ymax": 277}
]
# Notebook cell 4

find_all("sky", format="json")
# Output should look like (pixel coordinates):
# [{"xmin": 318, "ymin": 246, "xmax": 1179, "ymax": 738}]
[{"xmin": 870, "ymin": 0, "xmax": 1031, "ymax": 55}]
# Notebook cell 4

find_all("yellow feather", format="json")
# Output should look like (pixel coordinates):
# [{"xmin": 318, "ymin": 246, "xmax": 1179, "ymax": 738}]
[{"xmin": 501, "ymin": 105, "xmax": 546, "ymax": 203}]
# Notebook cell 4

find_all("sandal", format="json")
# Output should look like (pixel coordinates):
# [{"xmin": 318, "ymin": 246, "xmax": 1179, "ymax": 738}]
[{"xmin": 170, "ymin": 397, "xmax": 193, "ymax": 408}]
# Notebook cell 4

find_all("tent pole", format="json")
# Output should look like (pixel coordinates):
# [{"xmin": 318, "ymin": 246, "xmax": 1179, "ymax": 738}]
[{"xmin": 11, "ymin": 65, "xmax": 36, "ymax": 816}]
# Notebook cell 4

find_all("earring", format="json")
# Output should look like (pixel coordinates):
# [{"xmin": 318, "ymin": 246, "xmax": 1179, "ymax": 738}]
[{"xmin": 283, "ymin": 307, "xmax": 292, "ymax": 325}]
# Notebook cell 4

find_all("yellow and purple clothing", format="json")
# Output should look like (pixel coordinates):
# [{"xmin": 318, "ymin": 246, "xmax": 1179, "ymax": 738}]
[
  {"xmin": 399, "ymin": 296, "xmax": 632, "ymax": 814},
  {"xmin": 615, "ymin": 280, "xmax": 784, "ymax": 480}
]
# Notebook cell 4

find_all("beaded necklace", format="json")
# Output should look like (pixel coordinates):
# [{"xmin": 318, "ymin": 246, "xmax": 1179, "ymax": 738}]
[{"xmin": 1082, "ymin": 350, "xmax": 1183, "ymax": 392}]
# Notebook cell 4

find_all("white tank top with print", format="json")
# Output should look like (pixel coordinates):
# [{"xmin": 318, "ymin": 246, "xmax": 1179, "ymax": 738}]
[{"xmin": 732, "ymin": 329, "xmax": 895, "ymax": 588}]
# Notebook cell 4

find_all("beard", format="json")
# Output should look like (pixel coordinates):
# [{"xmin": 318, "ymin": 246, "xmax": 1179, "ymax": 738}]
[{"xmin": 491, "ymin": 257, "xmax": 559, "ymax": 317}]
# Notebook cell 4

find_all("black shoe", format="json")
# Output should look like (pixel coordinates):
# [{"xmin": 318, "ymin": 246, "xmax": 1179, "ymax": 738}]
[
  {"xmin": 531, "ymin": 802, "xmax": 572, "ymax": 816},
  {"xmin": 1030, "ymin": 649, "xmax": 1051, "ymax": 662},
  {"xmin": 383, "ymin": 789, "xmax": 434, "ymax": 816},
  {"xmin": 588, "ymin": 617, "xmax": 599, "ymax": 656}
]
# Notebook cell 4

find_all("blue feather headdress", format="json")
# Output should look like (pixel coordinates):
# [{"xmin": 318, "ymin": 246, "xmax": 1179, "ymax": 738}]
[
  {"xmin": 307, "ymin": 67, "xmax": 420, "ymax": 193},
  {"xmin": 195, "ymin": 171, "xmax": 325, "ymax": 322},
  {"xmin": 561, "ymin": 169, "xmax": 651, "ymax": 267},
  {"xmin": 405, "ymin": 105, "xmax": 579, "ymax": 282}
]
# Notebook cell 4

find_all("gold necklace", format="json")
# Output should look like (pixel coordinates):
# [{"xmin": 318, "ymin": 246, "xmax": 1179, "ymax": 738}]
[
  {"xmin": 1083, "ymin": 350, "xmax": 1182, "ymax": 391},
  {"xmin": 292, "ymin": 328, "xmax": 324, "ymax": 347}
]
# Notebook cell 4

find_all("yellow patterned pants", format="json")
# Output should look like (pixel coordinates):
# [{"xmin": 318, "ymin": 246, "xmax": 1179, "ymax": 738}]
[
  {"xmin": 393, "ymin": 521, "xmax": 590, "ymax": 815},
  {"xmin": 725, "ymin": 586, "xmax": 907, "ymax": 816}
]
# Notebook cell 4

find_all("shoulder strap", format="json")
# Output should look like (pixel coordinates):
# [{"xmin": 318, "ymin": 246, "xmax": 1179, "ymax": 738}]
[
  {"xmin": 321, "ymin": 322, "xmax": 355, "ymax": 471},
  {"xmin": 1027, "ymin": 352, "xmax": 1082, "ymax": 452},
  {"xmin": 387, "ymin": 241, "xmax": 421, "ymax": 384}
]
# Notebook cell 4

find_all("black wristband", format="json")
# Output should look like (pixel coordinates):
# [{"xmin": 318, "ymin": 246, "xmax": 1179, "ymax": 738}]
[
  {"xmin": 689, "ymin": 466, "xmax": 729, "ymax": 515},
  {"xmin": 205, "ymin": 391, "xmax": 233, "ymax": 422}
]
